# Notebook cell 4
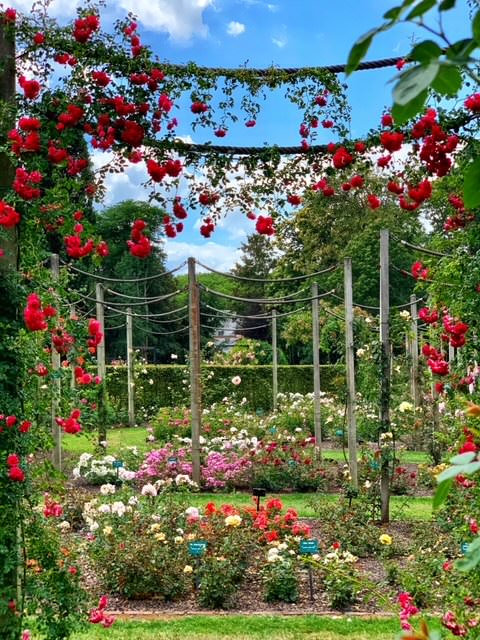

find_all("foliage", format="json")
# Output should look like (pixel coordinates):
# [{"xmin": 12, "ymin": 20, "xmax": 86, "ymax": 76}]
[
  {"xmin": 347, "ymin": 0, "xmax": 480, "ymax": 203},
  {"xmin": 105, "ymin": 363, "xmax": 345, "ymax": 415},
  {"xmin": 262, "ymin": 556, "xmax": 299, "ymax": 603}
]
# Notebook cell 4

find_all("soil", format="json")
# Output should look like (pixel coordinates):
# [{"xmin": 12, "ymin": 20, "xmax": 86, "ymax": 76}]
[{"xmin": 80, "ymin": 519, "xmax": 420, "ymax": 618}]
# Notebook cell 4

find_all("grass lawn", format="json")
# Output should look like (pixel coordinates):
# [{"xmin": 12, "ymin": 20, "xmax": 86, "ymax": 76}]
[
  {"xmin": 73, "ymin": 616, "xmax": 445, "ymax": 639},
  {"xmin": 63, "ymin": 427, "xmax": 431, "ymax": 466},
  {"xmin": 190, "ymin": 492, "xmax": 432, "ymax": 521},
  {"xmin": 62, "ymin": 427, "xmax": 433, "ymax": 521},
  {"xmin": 73, "ymin": 615, "xmax": 414, "ymax": 639}
]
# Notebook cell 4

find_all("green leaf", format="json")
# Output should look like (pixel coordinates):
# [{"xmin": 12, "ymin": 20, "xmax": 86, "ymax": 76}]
[
  {"xmin": 464, "ymin": 158, "xmax": 480, "ymax": 208},
  {"xmin": 346, "ymin": 24, "xmax": 390, "ymax": 75},
  {"xmin": 473, "ymin": 10, "xmax": 480, "ymax": 43},
  {"xmin": 439, "ymin": 0, "xmax": 456, "ymax": 9},
  {"xmin": 456, "ymin": 546, "xmax": 480, "ymax": 572},
  {"xmin": 450, "ymin": 452, "xmax": 476, "ymax": 465},
  {"xmin": 436, "ymin": 461, "xmax": 480, "ymax": 483},
  {"xmin": 406, "ymin": 0, "xmax": 437, "ymax": 20},
  {"xmin": 433, "ymin": 478, "xmax": 453, "ymax": 509},
  {"xmin": 346, "ymin": 30, "xmax": 376, "ymax": 75},
  {"xmin": 393, "ymin": 61, "xmax": 440, "ymax": 105},
  {"xmin": 391, "ymin": 89, "xmax": 428, "ymax": 123},
  {"xmin": 410, "ymin": 40, "xmax": 443, "ymax": 63},
  {"xmin": 384, "ymin": 6, "xmax": 403, "ymax": 20},
  {"xmin": 446, "ymin": 38, "xmax": 477, "ymax": 62}
]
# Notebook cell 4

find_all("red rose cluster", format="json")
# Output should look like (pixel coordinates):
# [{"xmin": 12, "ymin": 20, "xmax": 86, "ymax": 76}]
[
  {"xmin": 55, "ymin": 409, "xmax": 82, "ymax": 434},
  {"xmin": 6, "ymin": 454, "xmax": 24, "ymax": 482},
  {"xmin": 24, "ymin": 294, "xmax": 57, "ymax": 332},
  {"xmin": 127, "ymin": 219, "xmax": 152, "ymax": 258}
]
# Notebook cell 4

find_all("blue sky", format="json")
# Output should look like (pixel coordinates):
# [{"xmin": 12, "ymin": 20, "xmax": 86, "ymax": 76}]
[{"xmin": 11, "ymin": 0, "xmax": 472, "ymax": 271}]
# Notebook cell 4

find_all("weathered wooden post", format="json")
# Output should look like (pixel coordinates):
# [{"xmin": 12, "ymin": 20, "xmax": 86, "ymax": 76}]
[
  {"xmin": 311, "ymin": 282, "xmax": 322, "ymax": 459},
  {"xmin": 188, "ymin": 257, "xmax": 202, "ymax": 486},
  {"xmin": 344, "ymin": 258, "xmax": 357, "ymax": 488}
]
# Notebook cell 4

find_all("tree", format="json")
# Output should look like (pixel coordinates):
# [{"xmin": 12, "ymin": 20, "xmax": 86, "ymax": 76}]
[
  {"xmin": 92, "ymin": 200, "xmax": 186, "ymax": 362},
  {"xmin": 231, "ymin": 234, "xmax": 278, "ymax": 341},
  {"xmin": 274, "ymin": 179, "xmax": 426, "ymax": 308}
]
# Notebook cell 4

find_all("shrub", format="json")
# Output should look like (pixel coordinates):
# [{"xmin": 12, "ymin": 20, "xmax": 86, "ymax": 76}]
[{"xmin": 262, "ymin": 557, "xmax": 299, "ymax": 603}]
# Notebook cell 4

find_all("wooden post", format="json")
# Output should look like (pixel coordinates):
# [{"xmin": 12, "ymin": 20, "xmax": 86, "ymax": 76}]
[
  {"xmin": 188, "ymin": 257, "xmax": 202, "ymax": 486},
  {"xmin": 379, "ymin": 230, "xmax": 391, "ymax": 524},
  {"xmin": 272, "ymin": 308, "xmax": 278, "ymax": 412},
  {"xmin": 344, "ymin": 258, "xmax": 357, "ymax": 488},
  {"xmin": 410, "ymin": 295, "xmax": 420, "ymax": 407},
  {"xmin": 50, "ymin": 254, "xmax": 62, "ymax": 471},
  {"xmin": 311, "ymin": 283, "xmax": 322, "ymax": 459},
  {"xmin": 96, "ymin": 283, "xmax": 108, "ymax": 445},
  {"xmin": 126, "ymin": 307, "xmax": 135, "ymax": 427}
]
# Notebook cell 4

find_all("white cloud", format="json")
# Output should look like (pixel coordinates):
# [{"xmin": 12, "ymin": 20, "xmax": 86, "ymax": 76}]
[
  {"xmin": 226, "ymin": 20, "xmax": 245, "ymax": 36},
  {"xmin": 117, "ymin": 0, "xmax": 214, "ymax": 41},
  {"xmin": 8, "ymin": 0, "xmax": 81, "ymax": 18},
  {"xmin": 165, "ymin": 240, "xmax": 243, "ymax": 272},
  {"xmin": 11, "ymin": 0, "xmax": 214, "ymax": 42},
  {"xmin": 272, "ymin": 35, "xmax": 287, "ymax": 48}
]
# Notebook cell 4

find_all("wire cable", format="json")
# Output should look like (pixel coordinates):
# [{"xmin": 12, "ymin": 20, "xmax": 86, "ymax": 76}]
[
  {"xmin": 101, "ymin": 288, "xmax": 186, "ymax": 307},
  {"xmin": 59, "ymin": 259, "xmax": 187, "ymax": 283},
  {"xmin": 104, "ymin": 323, "xmax": 126, "ymax": 331},
  {"xmin": 201, "ymin": 323, "xmax": 269, "ymax": 332},
  {"xmin": 390, "ymin": 234, "xmax": 450, "ymax": 258},
  {"xmin": 200, "ymin": 304, "xmax": 310, "ymax": 320},
  {"xmin": 195, "ymin": 260, "xmax": 338, "ymax": 283},
  {"xmin": 134, "ymin": 324, "xmax": 189, "ymax": 336},
  {"xmin": 330, "ymin": 292, "xmax": 378, "ymax": 310},
  {"xmin": 199, "ymin": 284, "xmax": 334, "ymax": 305}
]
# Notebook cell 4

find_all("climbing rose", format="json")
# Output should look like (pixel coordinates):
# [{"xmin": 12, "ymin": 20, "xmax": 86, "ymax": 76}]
[
  {"xmin": 367, "ymin": 195, "xmax": 381, "ymax": 210},
  {"xmin": 9, "ymin": 465, "xmax": 25, "ymax": 482}
]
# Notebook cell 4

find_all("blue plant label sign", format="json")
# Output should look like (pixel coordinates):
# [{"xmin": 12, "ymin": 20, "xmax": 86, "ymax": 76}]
[
  {"xmin": 188, "ymin": 541, "xmax": 207, "ymax": 557},
  {"xmin": 335, "ymin": 429, "xmax": 344, "ymax": 437},
  {"xmin": 288, "ymin": 460, "xmax": 297, "ymax": 467},
  {"xmin": 300, "ymin": 539, "xmax": 319, "ymax": 555},
  {"xmin": 168, "ymin": 456, "xmax": 178, "ymax": 465},
  {"xmin": 461, "ymin": 542, "xmax": 469, "ymax": 554},
  {"xmin": 112, "ymin": 460, "xmax": 123, "ymax": 469}
]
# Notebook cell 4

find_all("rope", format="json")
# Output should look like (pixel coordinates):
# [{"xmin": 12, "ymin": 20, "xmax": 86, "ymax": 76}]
[
  {"xmin": 195, "ymin": 260, "xmax": 338, "ymax": 283},
  {"xmin": 101, "ymin": 288, "xmax": 186, "ymax": 307},
  {"xmin": 390, "ymin": 234, "xmax": 450, "ymax": 258},
  {"xmin": 104, "ymin": 323, "xmax": 126, "ymax": 331},
  {"xmin": 200, "ymin": 323, "xmax": 269, "ymax": 332},
  {"xmin": 146, "ymin": 314, "xmax": 189, "ymax": 325},
  {"xmin": 105, "ymin": 286, "xmax": 183, "ymax": 302},
  {"xmin": 201, "ymin": 304, "xmax": 309, "ymax": 320},
  {"xmin": 135, "ymin": 324, "xmax": 189, "ymax": 336},
  {"xmin": 73, "ymin": 291, "xmax": 188, "ymax": 319},
  {"xmin": 161, "ymin": 55, "xmax": 406, "ymax": 78},
  {"xmin": 59, "ymin": 259, "xmax": 187, "ymax": 283},
  {"xmin": 390, "ymin": 263, "xmax": 455, "ymax": 288},
  {"xmin": 199, "ymin": 284, "xmax": 335, "ymax": 305},
  {"xmin": 330, "ymin": 292, "xmax": 378, "ymax": 311},
  {"xmin": 323, "ymin": 307, "xmax": 345, "ymax": 321}
]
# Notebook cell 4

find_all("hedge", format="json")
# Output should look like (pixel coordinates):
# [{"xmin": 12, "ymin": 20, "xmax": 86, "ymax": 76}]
[{"xmin": 105, "ymin": 364, "xmax": 345, "ymax": 419}]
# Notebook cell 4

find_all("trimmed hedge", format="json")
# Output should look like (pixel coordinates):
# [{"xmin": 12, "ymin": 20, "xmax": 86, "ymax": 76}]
[{"xmin": 105, "ymin": 364, "xmax": 345, "ymax": 418}]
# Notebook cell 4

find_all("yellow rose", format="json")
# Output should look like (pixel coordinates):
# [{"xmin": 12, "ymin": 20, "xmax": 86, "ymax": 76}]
[
  {"xmin": 154, "ymin": 532, "xmax": 166, "ymax": 542},
  {"xmin": 225, "ymin": 514, "xmax": 242, "ymax": 527},
  {"xmin": 183, "ymin": 565, "xmax": 193, "ymax": 574},
  {"xmin": 379, "ymin": 534, "xmax": 393, "ymax": 545}
]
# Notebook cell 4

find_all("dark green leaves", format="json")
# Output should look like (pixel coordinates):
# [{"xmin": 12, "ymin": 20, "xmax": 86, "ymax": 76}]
[
  {"xmin": 473, "ymin": 10, "xmax": 480, "ymax": 43},
  {"xmin": 391, "ymin": 89, "xmax": 428, "ymax": 123},
  {"xmin": 431, "ymin": 63, "xmax": 462, "ymax": 95},
  {"xmin": 410, "ymin": 40, "xmax": 443, "ymax": 63},
  {"xmin": 346, "ymin": 27, "xmax": 384, "ymax": 75},
  {"xmin": 464, "ymin": 158, "xmax": 480, "ymax": 208},
  {"xmin": 433, "ymin": 477, "xmax": 453, "ymax": 509},
  {"xmin": 406, "ymin": 0, "xmax": 437, "ymax": 20},
  {"xmin": 439, "ymin": 0, "xmax": 456, "ymax": 9},
  {"xmin": 393, "ymin": 61, "xmax": 440, "ymax": 105}
]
